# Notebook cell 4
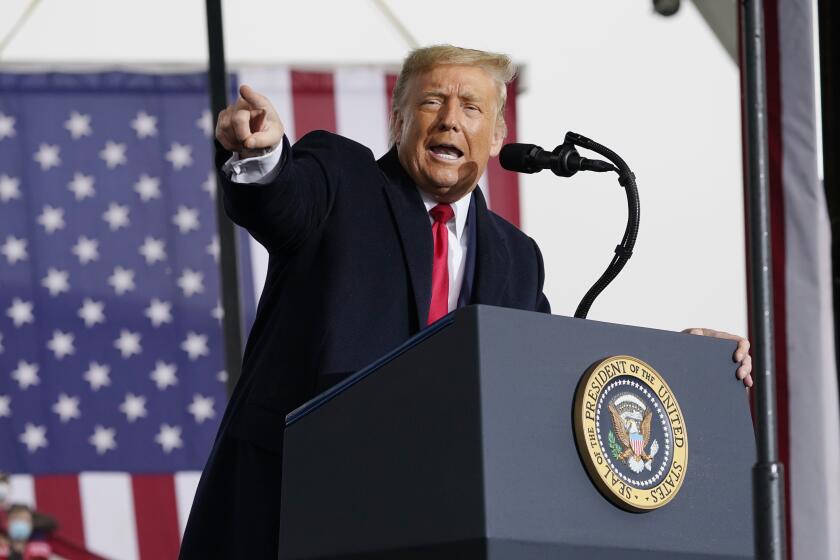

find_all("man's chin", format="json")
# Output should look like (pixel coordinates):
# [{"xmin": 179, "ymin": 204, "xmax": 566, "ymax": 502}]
[{"xmin": 420, "ymin": 182, "xmax": 476, "ymax": 203}]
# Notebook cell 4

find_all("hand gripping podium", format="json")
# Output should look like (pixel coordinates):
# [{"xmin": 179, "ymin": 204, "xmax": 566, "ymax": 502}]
[{"xmin": 279, "ymin": 305, "xmax": 754, "ymax": 559}]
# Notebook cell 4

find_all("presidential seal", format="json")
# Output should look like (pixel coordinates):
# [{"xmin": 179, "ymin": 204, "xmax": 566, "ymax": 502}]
[{"xmin": 573, "ymin": 355, "xmax": 688, "ymax": 512}]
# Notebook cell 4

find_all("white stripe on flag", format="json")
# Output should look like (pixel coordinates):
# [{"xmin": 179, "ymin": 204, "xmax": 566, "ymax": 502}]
[
  {"xmin": 240, "ymin": 66, "xmax": 297, "ymax": 142},
  {"xmin": 8, "ymin": 474, "xmax": 35, "ymax": 507},
  {"xmin": 334, "ymin": 67, "xmax": 389, "ymax": 159},
  {"xmin": 248, "ymin": 235, "xmax": 269, "ymax": 302},
  {"xmin": 478, "ymin": 171, "xmax": 490, "ymax": 208},
  {"xmin": 79, "ymin": 472, "xmax": 139, "ymax": 560},
  {"xmin": 174, "ymin": 471, "xmax": 202, "ymax": 538}
]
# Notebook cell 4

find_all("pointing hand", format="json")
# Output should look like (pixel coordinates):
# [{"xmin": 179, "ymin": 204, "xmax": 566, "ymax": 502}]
[{"xmin": 215, "ymin": 84, "xmax": 284, "ymax": 158}]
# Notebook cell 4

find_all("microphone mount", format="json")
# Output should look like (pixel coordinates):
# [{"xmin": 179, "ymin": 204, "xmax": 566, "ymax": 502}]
[{"xmin": 500, "ymin": 132, "xmax": 640, "ymax": 319}]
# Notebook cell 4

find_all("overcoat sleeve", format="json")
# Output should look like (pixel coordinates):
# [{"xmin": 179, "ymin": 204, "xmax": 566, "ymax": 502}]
[{"xmin": 215, "ymin": 130, "xmax": 352, "ymax": 254}]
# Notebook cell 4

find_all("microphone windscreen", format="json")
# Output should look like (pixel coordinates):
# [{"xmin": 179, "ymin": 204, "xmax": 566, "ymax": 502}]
[{"xmin": 499, "ymin": 143, "xmax": 539, "ymax": 173}]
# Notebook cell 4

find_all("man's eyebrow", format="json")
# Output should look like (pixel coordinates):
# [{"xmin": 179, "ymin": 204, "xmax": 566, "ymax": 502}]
[{"xmin": 421, "ymin": 89, "xmax": 484, "ymax": 103}]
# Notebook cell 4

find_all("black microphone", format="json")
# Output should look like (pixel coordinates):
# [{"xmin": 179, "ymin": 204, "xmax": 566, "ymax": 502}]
[{"xmin": 499, "ymin": 142, "xmax": 615, "ymax": 177}]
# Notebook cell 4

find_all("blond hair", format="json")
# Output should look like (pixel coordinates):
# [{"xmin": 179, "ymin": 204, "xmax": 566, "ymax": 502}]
[{"xmin": 389, "ymin": 44, "xmax": 516, "ymax": 145}]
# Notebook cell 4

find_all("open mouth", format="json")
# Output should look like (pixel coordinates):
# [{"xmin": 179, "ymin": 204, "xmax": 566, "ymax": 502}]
[{"xmin": 428, "ymin": 143, "xmax": 464, "ymax": 161}]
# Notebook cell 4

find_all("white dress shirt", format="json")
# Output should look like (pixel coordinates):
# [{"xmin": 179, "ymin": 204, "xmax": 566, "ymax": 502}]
[
  {"xmin": 417, "ymin": 190, "xmax": 470, "ymax": 312},
  {"xmin": 224, "ymin": 147, "xmax": 471, "ymax": 313}
]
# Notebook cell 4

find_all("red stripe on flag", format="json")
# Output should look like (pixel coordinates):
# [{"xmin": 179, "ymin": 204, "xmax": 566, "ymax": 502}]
[
  {"xmin": 132, "ymin": 475, "xmax": 181, "ymax": 560},
  {"xmin": 291, "ymin": 71, "xmax": 337, "ymax": 137},
  {"xmin": 762, "ymin": 0, "xmax": 792, "ymax": 556},
  {"xmin": 34, "ymin": 475, "xmax": 85, "ymax": 547},
  {"xmin": 48, "ymin": 534, "xmax": 108, "ymax": 560},
  {"xmin": 486, "ymin": 80, "xmax": 521, "ymax": 227}
]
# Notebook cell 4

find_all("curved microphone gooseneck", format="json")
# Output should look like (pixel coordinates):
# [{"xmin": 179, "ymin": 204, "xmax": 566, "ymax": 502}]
[{"xmin": 498, "ymin": 132, "xmax": 639, "ymax": 319}]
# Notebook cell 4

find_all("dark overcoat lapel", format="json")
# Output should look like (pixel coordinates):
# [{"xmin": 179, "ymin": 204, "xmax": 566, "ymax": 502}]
[
  {"xmin": 378, "ymin": 149, "xmax": 433, "ymax": 330},
  {"xmin": 470, "ymin": 186, "xmax": 510, "ymax": 306}
]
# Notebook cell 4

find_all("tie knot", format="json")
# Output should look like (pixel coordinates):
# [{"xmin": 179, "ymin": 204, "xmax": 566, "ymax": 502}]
[{"xmin": 429, "ymin": 203, "xmax": 454, "ymax": 224}]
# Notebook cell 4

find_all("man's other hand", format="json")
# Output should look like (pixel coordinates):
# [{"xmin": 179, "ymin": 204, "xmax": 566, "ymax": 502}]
[
  {"xmin": 682, "ymin": 328, "xmax": 753, "ymax": 388},
  {"xmin": 215, "ymin": 84, "xmax": 284, "ymax": 158}
]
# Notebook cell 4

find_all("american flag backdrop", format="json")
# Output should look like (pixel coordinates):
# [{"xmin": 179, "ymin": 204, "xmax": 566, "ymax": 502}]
[
  {"xmin": 0, "ymin": 72, "xmax": 229, "ymax": 560},
  {"xmin": 0, "ymin": 68, "xmax": 521, "ymax": 560}
]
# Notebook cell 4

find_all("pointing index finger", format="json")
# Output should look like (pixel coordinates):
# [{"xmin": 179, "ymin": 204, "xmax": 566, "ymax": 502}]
[{"xmin": 239, "ymin": 84, "xmax": 270, "ymax": 110}]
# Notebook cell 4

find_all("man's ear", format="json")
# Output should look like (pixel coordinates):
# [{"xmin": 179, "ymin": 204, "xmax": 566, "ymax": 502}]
[
  {"xmin": 489, "ymin": 123, "xmax": 505, "ymax": 158},
  {"xmin": 393, "ymin": 111, "xmax": 404, "ymax": 146}
]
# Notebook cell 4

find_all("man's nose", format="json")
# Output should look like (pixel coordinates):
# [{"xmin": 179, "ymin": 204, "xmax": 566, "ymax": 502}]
[{"xmin": 436, "ymin": 100, "xmax": 461, "ymax": 131}]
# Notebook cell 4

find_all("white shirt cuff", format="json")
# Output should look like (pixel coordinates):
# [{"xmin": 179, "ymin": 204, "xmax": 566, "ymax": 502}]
[{"xmin": 222, "ymin": 142, "xmax": 284, "ymax": 185}]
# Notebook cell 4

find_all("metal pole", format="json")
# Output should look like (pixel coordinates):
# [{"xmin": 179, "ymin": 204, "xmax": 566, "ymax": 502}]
[
  {"xmin": 205, "ymin": 0, "xmax": 244, "ymax": 395},
  {"xmin": 740, "ymin": 1, "xmax": 787, "ymax": 558}
]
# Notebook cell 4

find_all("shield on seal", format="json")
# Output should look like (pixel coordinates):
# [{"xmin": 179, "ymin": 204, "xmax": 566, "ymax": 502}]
[{"xmin": 630, "ymin": 432, "xmax": 644, "ymax": 456}]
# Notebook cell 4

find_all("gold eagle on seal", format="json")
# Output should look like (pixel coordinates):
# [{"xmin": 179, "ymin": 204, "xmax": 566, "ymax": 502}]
[{"xmin": 608, "ymin": 401, "xmax": 653, "ymax": 462}]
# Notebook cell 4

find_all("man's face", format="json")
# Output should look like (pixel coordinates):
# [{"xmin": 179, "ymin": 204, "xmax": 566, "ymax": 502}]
[
  {"xmin": 7, "ymin": 508, "xmax": 32, "ymax": 542},
  {"xmin": 395, "ymin": 65, "xmax": 505, "ymax": 203}
]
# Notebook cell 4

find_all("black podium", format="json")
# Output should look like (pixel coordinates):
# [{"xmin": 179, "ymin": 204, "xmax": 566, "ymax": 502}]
[{"xmin": 279, "ymin": 305, "xmax": 754, "ymax": 559}]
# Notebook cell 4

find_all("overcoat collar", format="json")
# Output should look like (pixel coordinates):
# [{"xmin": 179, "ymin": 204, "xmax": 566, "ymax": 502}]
[{"xmin": 377, "ymin": 147, "xmax": 510, "ymax": 329}]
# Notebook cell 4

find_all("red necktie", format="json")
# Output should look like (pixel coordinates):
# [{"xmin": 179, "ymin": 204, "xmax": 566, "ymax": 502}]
[{"xmin": 428, "ymin": 203, "xmax": 454, "ymax": 325}]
